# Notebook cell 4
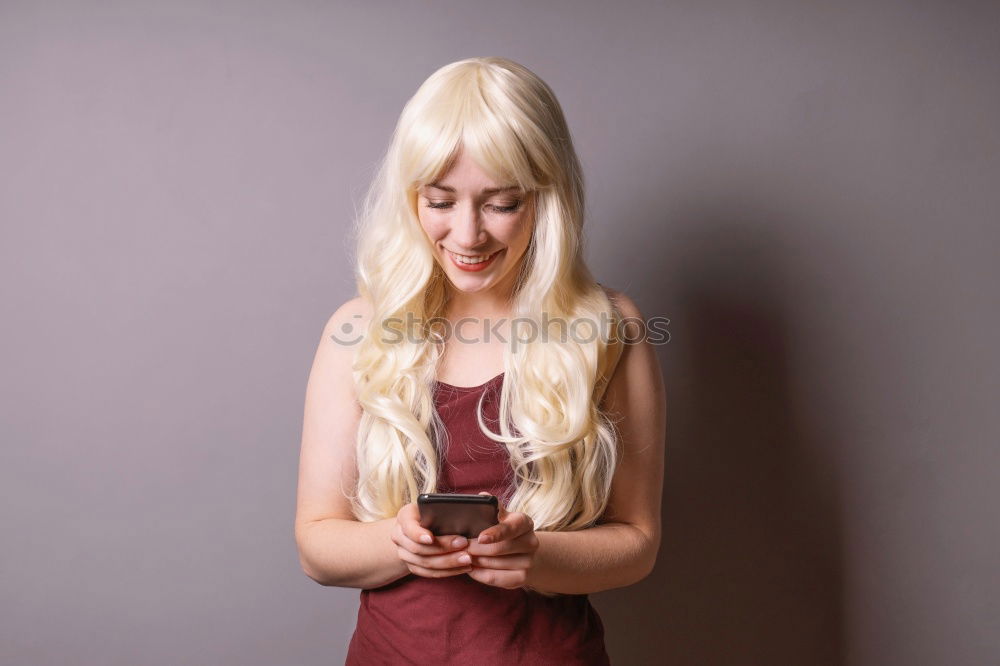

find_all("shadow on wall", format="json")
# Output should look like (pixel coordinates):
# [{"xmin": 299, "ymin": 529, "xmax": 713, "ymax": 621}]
[{"xmin": 592, "ymin": 214, "xmax": 846, "ymax": 665}]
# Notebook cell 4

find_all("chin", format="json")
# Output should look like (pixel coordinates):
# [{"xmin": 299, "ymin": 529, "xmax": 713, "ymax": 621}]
[{"xmin": 446, "ymin": 275, "xmax": 494, "ymax": 292}]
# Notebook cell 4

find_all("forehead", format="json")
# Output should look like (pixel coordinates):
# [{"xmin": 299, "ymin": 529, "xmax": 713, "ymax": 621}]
[
  {"xmin": 419, "ymin": 146, "xmax": 521, "ymax": 193},
  {"xmin": 423, "ymin": 182, "xmax": 522, "ymax": 195}
]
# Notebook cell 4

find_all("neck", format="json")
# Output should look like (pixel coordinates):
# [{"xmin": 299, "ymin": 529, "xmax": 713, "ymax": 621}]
[{"xmin": 444, "ymin": 288, "xmax": 515, "ymax": 320}]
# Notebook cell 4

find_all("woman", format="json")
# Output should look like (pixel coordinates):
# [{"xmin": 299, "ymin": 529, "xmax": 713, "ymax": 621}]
[{"xmin": 295, "ymin": 56, "xmax": 666, "ymax": 664}]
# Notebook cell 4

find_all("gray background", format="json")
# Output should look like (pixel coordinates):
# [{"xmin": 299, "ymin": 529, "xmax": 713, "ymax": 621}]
[{"xmin": 2, "ymin": 1, "xmax": 997, "ymax": 664}]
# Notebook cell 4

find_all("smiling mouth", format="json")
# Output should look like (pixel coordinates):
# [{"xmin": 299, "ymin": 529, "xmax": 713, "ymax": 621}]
[{"xmin": 446, "ymin": 248, "xmax": 502, "ymax": 265}]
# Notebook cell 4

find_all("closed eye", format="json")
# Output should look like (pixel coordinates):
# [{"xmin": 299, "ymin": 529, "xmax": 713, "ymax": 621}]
[
  {"xmin": 424, "ymin": 200, "xmax": 522, "ymax": 214},
  {"xmin": 490, "ymin": 201, "xmax": 521, "ymax": 213}
]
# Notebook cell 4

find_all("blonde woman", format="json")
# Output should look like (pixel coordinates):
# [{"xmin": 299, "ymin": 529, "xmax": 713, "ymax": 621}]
[{"xmin": 295, "ymin": 56, "xmax": 666, "ymax": 664}]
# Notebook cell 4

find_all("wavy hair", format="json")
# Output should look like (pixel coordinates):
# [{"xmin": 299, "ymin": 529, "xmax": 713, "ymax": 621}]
[{"xmin": 345, "ymin": 56, "xmax": 625, "ymax": 534}]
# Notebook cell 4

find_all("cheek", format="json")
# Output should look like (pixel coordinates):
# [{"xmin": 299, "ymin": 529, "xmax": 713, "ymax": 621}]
[
  {"xmin": 418, "ymin": 215, "xmax": 447, "ymax": 242},
  {"xmin": 506, "ymin": 214, "xmax": 534, "ymax": 249}
]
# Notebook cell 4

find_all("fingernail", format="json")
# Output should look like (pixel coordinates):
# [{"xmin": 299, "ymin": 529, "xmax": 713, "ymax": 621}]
[
  {"xmin": 458, "ymin": 553, "xmax": 471, "ymax": 564},
  {"xmin": 479, "ymin": 533, "xmax": 492, "ymax": 544},
  {"xmin": 451, "ymin": 536, "xmax": 467, "ymax": 548},
  {"xmin": 420, "ymin": 534, "xmax": 433, "ymax": 544}
]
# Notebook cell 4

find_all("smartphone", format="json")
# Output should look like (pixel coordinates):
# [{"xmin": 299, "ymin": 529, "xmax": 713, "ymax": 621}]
[{"xmin": 417, "ymin": 493, "xmax": 500, "ymax": 539}]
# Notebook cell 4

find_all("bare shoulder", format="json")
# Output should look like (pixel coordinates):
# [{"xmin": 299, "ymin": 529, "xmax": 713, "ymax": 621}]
[
  {"xmin": 598, "ymin": 284, "xmax": 662, "ymax": 409},
  {"xmin": 309, "ymin": 293, "xmax": 374, "ymax": 414},
  {"xmin": 599, "ymin": 284, "xmax": 644, "ymax": 321},
  {"xmin": 312, "ymin": 295, "xmax": 374, "ymax": 401},
  {"xmin": 324, "ymin": 295, "xmax": 374, "ymax": 337}
]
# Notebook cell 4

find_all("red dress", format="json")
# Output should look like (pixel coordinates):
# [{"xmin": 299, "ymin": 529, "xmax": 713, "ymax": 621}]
[{"xmin": 345, "ymin": 372, "xmax": 611, "ymax": 665}]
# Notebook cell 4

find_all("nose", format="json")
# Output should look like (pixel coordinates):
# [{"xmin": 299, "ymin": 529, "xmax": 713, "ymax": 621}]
[{"xmin": 452, "ymin": 201, "xmax": 488, "ymax": 250}]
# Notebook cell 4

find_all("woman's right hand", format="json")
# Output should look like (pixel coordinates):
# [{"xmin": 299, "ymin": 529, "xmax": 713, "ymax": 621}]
[{"xmin": 391, "ymin": 502, "xmax": 473, "ymax": 578}]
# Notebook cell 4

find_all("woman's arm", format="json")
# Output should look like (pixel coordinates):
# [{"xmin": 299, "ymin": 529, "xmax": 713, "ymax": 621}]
[
  {"xmin": 298, "ymin": 517, "xmax": 409, "ymax": 588},
  {"xmin": 294, "ymin": 297, "xmax": 409, "ymax": 589},
  {"xmin": 524, "ymin": 289, "xmax": 666, "ymax": 595}
]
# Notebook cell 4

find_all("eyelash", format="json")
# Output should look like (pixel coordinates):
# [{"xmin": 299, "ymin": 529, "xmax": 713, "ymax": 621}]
[{"xmin": 425, "ymin": 200, "xmax": 522, "ymax": 214}]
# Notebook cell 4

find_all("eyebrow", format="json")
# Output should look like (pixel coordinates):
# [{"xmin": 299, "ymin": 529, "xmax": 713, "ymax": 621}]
[{"xmin": 425, "ymin": 182, "xmax": 522, "ymax": 195}]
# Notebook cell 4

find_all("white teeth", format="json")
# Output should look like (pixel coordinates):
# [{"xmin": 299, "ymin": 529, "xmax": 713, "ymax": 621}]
[{"xmin": 449, "ymin": 250, "xmax": 497, "ymax": 264}]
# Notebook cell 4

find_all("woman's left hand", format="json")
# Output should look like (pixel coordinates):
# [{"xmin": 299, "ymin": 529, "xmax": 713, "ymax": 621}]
[{"xmin": 466, "ymin": 492, "xmax": 539, "ymax": 589}]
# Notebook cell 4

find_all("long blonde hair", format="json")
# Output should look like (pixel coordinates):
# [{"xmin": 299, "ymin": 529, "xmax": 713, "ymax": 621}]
[{"xmin": 346, "ymin": 56, "xmax": 624, "ymax": 532}]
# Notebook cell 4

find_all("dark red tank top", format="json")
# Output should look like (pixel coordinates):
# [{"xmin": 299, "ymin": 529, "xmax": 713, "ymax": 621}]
[{"xmin": 345, "ymin": 372, "xmax": 611, "ymax": 665}]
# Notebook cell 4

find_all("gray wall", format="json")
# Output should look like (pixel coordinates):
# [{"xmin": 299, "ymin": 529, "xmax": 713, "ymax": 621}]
[{"xmin": 2, "ymin": 1, "xmax": 997, "ymax": 664}]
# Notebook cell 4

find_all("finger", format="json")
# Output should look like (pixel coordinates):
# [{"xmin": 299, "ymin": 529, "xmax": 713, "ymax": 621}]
[
  {"xmin": 394, "ymin": 529, "xmax": 469, "ymax": 556},
  {"xmin": 398, "ymin": 503, "xmax": 437, "ymax": 545},
  {"xmin": 467, "ymin": 530, "xmax": 537, "ymax": 557},
  {"xmin": 397, "ymin": 544, "xmax": 473, "ymax": 570},
  {"xmin": 398, "ymin": 504, "xmax": 469, "ymax": 551},
  {"xmin": 468, "ymin": 554, "xmax": 532, "ymax": 570},
  {"xmin": 407, "ymin": 562, "xmax": 474, "ymax": 579},
  {"xmin": 467, "ymin": 566, "xmax": 528, "ymax": 590},
  {"xmin": 478, "ymin": 512, "xmax": 532, "ymax": 545}
]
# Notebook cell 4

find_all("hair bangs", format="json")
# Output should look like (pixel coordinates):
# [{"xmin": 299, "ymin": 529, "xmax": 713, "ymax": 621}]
[
  {"xmin": 400, "ymin": 69, "xmax": 545, "ymax": 195},
  {"xmin": 399, "ymin": 102, "xmax": 465, "ymax": 191},
  {"xmin": 458, "ymin": 102, "xmax": 542, "ymax": 193}
]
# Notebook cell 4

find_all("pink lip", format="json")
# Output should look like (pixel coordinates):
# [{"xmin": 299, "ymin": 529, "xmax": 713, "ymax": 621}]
[{"xmin": 447, "ymin": 249, "xmax": 503, "ymax": 272}]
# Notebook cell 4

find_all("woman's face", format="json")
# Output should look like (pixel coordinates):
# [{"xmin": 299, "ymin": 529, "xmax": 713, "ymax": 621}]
[{"xmin": 416, "ymin": 147, "xmax": 535, "ymax": 303}]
